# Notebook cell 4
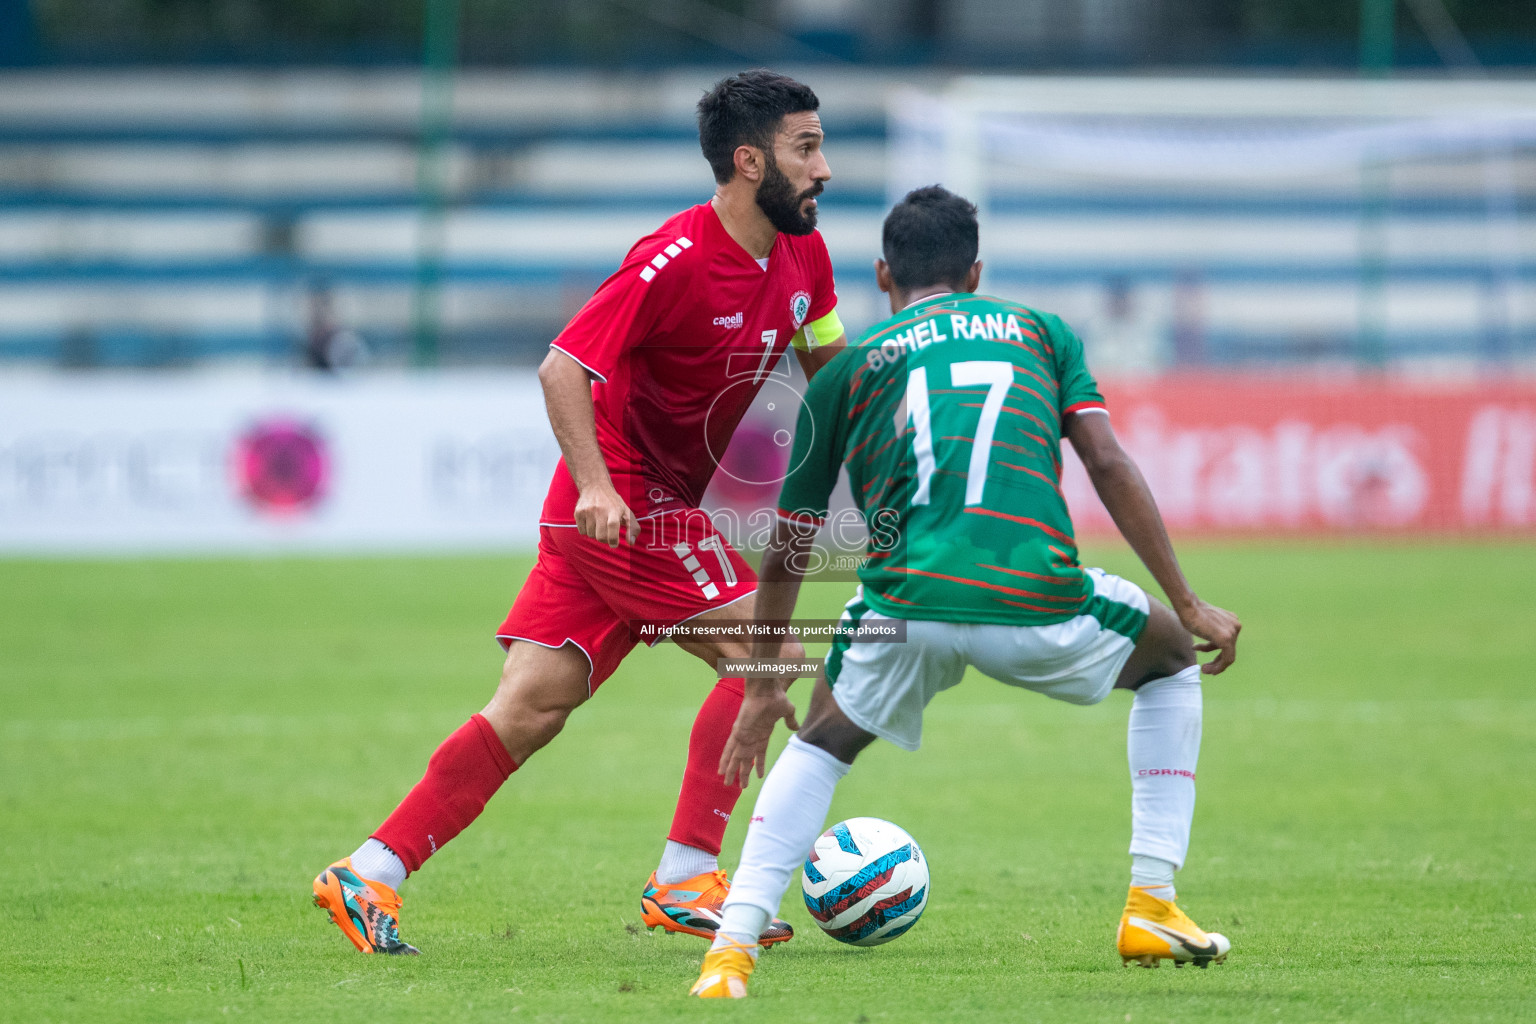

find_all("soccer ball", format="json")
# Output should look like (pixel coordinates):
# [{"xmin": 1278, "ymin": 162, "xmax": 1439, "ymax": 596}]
[{"xmin": 801, "ymin": 817, "xmax": 929, "ymax": 946}]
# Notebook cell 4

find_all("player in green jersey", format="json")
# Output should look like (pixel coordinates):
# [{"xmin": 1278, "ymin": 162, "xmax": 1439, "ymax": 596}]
[{"xmin": 689, "ymin": 187, "xmax": 1243, "ymax": 998}]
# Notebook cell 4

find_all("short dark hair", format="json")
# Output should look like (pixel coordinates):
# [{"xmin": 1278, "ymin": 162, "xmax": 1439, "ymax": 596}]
[
  {"xmin": 882, "ymin": 186, "xmax": 979, "ymax": 291},
  {"xmin": 697, "ymin": 70, "xmax": 820, "ymax": 185}
]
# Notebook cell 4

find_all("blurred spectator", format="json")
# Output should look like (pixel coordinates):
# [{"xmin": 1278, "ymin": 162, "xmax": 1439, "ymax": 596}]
[
  {"xmin": 1171, "ymin": 271, "xmax": 1206, "ymax": 367},
  {"xmin": 1087, "ymin": 275, "xmax": 1165, "ymax": 376},
  {"xmin": 302, "ymin": 282, "xmax": 368, "ymax": 372}
]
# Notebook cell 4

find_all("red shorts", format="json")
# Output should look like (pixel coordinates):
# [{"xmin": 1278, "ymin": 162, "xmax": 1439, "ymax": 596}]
[{"xmin": 497, "ymin": 512, "xmax": 757, "ymax": 692}]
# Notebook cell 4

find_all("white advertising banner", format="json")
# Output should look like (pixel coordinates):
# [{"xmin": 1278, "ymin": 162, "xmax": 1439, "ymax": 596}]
[{"xmin": 0, "ymin": 372, "xmax": 561, "ymax": 553}]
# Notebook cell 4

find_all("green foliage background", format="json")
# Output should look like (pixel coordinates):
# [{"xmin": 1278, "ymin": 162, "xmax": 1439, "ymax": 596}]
[{"xmin": 24, "ymin": 1, "xmax": 1536, "ymax": 64}]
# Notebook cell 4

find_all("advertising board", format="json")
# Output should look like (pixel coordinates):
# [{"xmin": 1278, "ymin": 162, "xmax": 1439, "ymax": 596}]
[
  {"xmin": 2, "ymin": 372, "xmax": 1532, "ymax": 554},
  {"xmin": 0, "ymin": 373, "xmax": 559, "ymax": 553}
]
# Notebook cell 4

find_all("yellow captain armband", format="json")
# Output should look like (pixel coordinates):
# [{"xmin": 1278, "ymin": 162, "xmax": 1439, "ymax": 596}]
[{"xmin": 791, "ymin": 307, "xmax": 845, "ymax": 352}]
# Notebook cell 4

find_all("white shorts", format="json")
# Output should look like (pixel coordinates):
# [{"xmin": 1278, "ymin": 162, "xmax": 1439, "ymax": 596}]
[{"xmin": 824, "ymin": 569, "xmax": 1150, "ymax": 751}]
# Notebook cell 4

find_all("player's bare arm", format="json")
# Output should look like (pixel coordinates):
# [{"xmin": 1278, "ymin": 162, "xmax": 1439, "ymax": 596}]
[
  {"xmin": 793, "ymin": 333, "xmax": 846, "ymax": 379},
  {"xmin": 718, "ymin": 518, "xmax": 817, "ymax": 786},
  {"xmin": 1065, "ymin": 410, "xmax": 1241, "ymax": 673},
  {"xmin": 537, "ymin": 347, "xmax": 638, "ymax": 547}
]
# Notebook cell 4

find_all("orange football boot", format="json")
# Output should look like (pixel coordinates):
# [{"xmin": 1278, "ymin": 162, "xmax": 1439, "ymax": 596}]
[
  {"xmin": 641, "ymin": 869, "xmax": 793, "ymax": 946},
  {"xmin": 312, "ymin": 858, "xmax": 420, "ymax": 955},
  {"xmin": 1117, "ymin": 885, "xmax": 1230, "ymax": 968}
]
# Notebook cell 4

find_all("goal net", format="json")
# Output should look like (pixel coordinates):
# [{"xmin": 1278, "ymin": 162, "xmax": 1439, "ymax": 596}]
[
  {"xmin": 879, "ymin": 79, "xmax": 1536, "ymax": 535},
  {"xmin": 887, "ymin": 77, "xmax": 1536, "ymax": 373}
]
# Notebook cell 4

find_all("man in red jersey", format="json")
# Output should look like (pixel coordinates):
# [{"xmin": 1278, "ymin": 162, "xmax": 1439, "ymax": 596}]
[{"xmin": 311, "ymin": 70, "xmax": 847, "ymax": 955}]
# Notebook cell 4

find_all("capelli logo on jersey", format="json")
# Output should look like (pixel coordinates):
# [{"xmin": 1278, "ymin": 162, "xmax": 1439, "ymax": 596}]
[{"xmin": 713, "ymin": 312, "xmax": 744, "ymax": 329}]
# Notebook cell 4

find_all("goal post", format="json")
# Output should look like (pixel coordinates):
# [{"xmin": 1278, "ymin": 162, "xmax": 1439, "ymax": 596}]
[{"xmin": 886, "ymin": 77, "xmax": 1536, "ymax": 370}]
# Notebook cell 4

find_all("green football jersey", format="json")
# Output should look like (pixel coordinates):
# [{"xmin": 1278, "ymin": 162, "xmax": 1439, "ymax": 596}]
[{"xmin": 777, "ymin": 292, "xmax": 1107, "ymax": 625}]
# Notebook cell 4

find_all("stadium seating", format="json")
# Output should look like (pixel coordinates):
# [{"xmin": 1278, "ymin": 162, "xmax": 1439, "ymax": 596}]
[{"xmin": 1, "ymin": 70, "xmax": 1531, "ymax": 369}]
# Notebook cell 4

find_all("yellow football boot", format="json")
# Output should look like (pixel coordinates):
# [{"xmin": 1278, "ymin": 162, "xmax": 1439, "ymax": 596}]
[
  {"xmin": 689, "ymin": 937, "xmax": 758, "ymax": 999},
  {"xmin": 1117, "ymin": 885, "xmax": 1230, "ymax": 968}
]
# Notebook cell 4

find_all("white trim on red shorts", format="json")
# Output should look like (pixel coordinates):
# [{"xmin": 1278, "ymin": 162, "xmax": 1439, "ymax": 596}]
[
  {"xmin": 537, "ymin": 509, "xmax": 675, "ymax": 528},
  {"xmin": 495, "ymin": 634, "xmax": 597, "ymax": 697},
  {"xmin": 647, "ymin": 586, "xmax": 757, "ymax": 648}
]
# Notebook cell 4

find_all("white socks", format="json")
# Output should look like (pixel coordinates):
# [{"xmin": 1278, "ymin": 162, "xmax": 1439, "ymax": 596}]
[
  {"xmin": 1127, "ymin": 664, "xmax": 1202, "ymax": 895},
  {"xmin": 352, "ymin": 836, "xmax": 721, "ymax": 893},
  {"xmin": 350, "ymin": 837, "xmax": 407, "ymax": 889},
  {"xmin": 702, "ymin": 665, "xmax": 1199, "ymax": 951},
  {"xmin": 656, "ymin": 840, "xmax": 719, "ymax": 885},
  {"xmin": 1131, "ymin": 854, "xmax": 1177, "ymax": 901},
  {"xmin": 715, "ymin": 736, "xmax": 851, "ymax": 949}
]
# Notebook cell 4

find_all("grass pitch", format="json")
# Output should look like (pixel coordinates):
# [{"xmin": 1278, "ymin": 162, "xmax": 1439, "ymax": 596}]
[{"xmin": 2, "ymin": 540, "xmax": 1533, "ymax": 1023}]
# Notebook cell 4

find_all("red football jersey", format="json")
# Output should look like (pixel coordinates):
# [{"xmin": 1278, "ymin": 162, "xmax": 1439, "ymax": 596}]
[{"xmin": 541, "ymin": 202, "xmax": 838, "ymax": 524}]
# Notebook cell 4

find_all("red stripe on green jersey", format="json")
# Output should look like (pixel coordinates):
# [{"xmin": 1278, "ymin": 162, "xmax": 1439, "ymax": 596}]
[{"xmin": 776, "ymin": 292, "xmax": 1106, "ymax": 626}]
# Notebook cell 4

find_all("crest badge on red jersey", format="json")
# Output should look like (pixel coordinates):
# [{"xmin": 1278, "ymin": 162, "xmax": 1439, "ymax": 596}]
[{"xmin": 790, "ymin": 290, "xmax": 812, "ymax": 328}]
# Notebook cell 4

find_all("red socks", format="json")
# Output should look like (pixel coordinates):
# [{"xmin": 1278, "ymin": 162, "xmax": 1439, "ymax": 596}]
[
  {"xmin": 667, "ymin": 677, "xmax": 747, "ymax": 856},
  {"xmin": 373, "ymin": 714, "xmax": 517, "ymax": 873},
  {"xmin": 374, "ymin": 680, "xmax": 745, "ymax": 873}
]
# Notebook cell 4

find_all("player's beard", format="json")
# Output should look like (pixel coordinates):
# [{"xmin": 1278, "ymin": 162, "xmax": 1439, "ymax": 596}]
[{"xmin": 755, "ymin": 154, "xmax": 823, "ymax": 236}]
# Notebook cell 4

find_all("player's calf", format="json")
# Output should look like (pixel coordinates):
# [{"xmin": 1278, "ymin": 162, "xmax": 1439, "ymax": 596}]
[
  {"xmin": 479, "ymin": 640, "xmax": 593, "ymax": 764},
  {"xmin": 1114, "ymin": 597, "xmax": 1197, "ymax": 692},
  {"xmin": 1119, "ymin": 610, "xmax": 1209, "ymax": 964},
  {"xmin": 796, "ymin": 675, "xmax": 878, "ymax": 765},
  {"xmin": 311, "ymin": 640, "xmax": 589, "ymax": 956}
]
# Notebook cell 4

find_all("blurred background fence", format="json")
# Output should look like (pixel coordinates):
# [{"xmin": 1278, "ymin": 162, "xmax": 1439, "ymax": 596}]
[{"xmin": 0, "ymin": 0, "xmax": 1533, "ymax": 551}]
